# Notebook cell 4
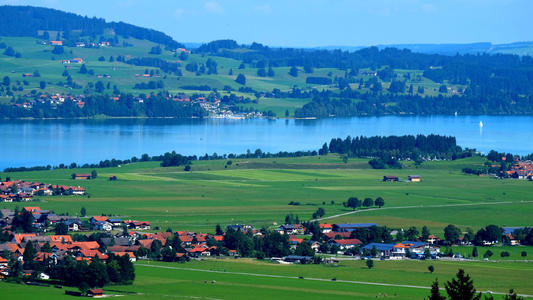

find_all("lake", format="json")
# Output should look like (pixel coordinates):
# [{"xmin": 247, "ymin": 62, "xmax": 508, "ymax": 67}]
[{"xmin": 1, "ymin": 115, "xmax": 532, "ymax": 169}]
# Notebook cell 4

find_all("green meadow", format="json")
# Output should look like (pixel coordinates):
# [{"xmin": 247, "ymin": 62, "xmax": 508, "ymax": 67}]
[
  {"xmin": 1, "ymin": 258, "xmax": 533, "ymax": 299},
  {"xmin": 0, "ymin": 155, "xmax": 531, "ymax": 235}
]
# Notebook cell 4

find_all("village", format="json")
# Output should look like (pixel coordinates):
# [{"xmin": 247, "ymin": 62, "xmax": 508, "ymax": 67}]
[
  {"xmin": 506, "ymin": 160, "xmax": 533, "ymax": 179},
  {"xmin": 8, "ymin": 89, "xmax": 264, "ymax": 119},
  {"xmin": 1, "ymin": 203, "xmax": 531, "ymax": 282},
  {"xmin": 0, "ymin": 179, "xmax": 85, "ymax": 203}
]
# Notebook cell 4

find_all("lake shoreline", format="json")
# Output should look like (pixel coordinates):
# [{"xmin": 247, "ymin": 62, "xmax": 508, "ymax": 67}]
[
  {"xmin": 1, "ymin": 115, "xmax": 532, "ymax": 170},
  {"xmin": 2, "ymin": 113, "xmax": 533, "ymax": 121}
]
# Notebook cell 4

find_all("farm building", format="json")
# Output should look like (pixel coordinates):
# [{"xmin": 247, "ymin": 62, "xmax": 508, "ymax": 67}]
[
  {"xmin": 383, "ymin": 175, "xmax": 399, "ymax": 182},
  {"xmin": 408, "ymin": 175, "xmax": 421, "ymax": 182},
  {"xmin": 73, "ymin": 174, "xmax": 91, "ymax": 180}
]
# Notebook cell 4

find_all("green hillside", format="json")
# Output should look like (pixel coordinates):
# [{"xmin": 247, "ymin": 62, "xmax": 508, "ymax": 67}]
[
  {"xmin": 1, "ymin": 5, "xmax": 532, "ymax": 119},
  {"xmin": 0, "ymin": 35, "xmax": 467, "ymax": 118}
]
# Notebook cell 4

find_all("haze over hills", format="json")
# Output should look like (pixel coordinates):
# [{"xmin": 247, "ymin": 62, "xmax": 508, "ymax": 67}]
[{"xmin": 312, "ymin": 42, "xmax": 533, "ymax": 56}]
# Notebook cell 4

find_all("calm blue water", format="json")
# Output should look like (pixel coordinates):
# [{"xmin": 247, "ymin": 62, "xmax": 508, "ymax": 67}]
[{"xmin": 1, "ymin": 115, "xmax": 532, "ymax": 169}]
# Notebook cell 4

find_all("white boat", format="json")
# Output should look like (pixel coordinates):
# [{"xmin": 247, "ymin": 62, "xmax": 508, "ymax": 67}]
[{"xmin": 479, "ymin": 121, "xmax": 484, "ymax": 127}]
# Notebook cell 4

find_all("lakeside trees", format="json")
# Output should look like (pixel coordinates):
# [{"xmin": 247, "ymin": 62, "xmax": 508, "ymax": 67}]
[
  {"xmin": 0, "ymin": 94, "xmax": 206, "ymax": 119},
  {"xmin": 327, "ymin": 134, "xmax": 467, "ymax": 161}
]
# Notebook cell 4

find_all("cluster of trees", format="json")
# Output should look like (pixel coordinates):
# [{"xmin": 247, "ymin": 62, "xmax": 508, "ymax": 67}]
[
  {"xmin": 343, "ymin": 197, "xmax": 385, "ymax": 210},
  {"xmin": 47, "ymin": 254, "xmax": 134, "ymax": 292},
  {"xmin": 293, "ymin": 89, "xmax": 533, "ymax": 118},
  {"xmin": 222, "ymin": 227, "xmax": 316, "ymax": 260},
  {"xmin": 325, "ymin": 134, "xmax": 468, "ymax": 161},
  {"xmin": 306, "ymin": 77, "xmax": 332, "ymax": 85},
  {"xmin": 235, "ymin": 74, "xmax": 246, "ymax": 85},
  {"xmin": 0, "ymin": 6, "xmax": 183, "ymax": 49},
  {"xmin": 11, "ymin": 207, "xmax": 35, "ymax": 233},
  {"xmin": 125, "ymin": 57, "xmax": 181, "ymax": 74},
  {"xmin": 134, "ymin": 80, "xmax": 164, "ymax": 90},
  {"xmin": 160, "ymin": 151, "xmax": 192, "ymax": 168},
  {"xmin": 441, "ymin": 224, "xmax": 533, "ymax": 246},
  {"xmin": 184, "ymin": 58, "xmax": 218, "ymax": 75},
  {"xmin": 1, "ymin": 252, "xmax": 136, "ymax": 293},
  {"xmin": 0, "ymin": 94, "xmax": 206, "ymax": 119},
  {"xmin": 181, "ymin": 85, "xmax": 211, "ymax": 91},
  {"xmin": 2, "ymin": 44, "xmax": 21, "ymax": 58}
]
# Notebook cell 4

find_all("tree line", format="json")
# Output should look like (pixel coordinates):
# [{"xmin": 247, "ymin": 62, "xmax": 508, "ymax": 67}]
[
  {"xmin": 293, "ymin": 91, "xmax": 533, "ymax": 118},
  {"xmin": 0, "ymin": 94, "xmax": 206, "ymax": 119},
  {"xmin": 324, "ymin": 134, "xmax": 471, "ymax": 162},
  {"xmin": 5, "ymin": 248, "xmax": 134, "ymax": 294},
  {"xmin": 0, "ymin": 6, "xmax": 183, "ymax": 49},
  {"xmin": 3, "ymin": 134, "xmax": 471, "ymax": 172}
]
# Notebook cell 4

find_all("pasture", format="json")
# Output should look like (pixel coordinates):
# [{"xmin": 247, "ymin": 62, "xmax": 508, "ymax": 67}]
[
  {"xmin": 0, "ymin": 155, "xmax": 531, "ymax": 235},
  {"xmin": 1, "ymin": 258, "xmax": 532, "ymax": 299}
]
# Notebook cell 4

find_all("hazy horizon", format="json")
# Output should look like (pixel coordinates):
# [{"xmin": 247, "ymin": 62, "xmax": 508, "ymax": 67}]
[{"xmin": 0, "ymin": 0, "xmax": 531, "ymax": 48}]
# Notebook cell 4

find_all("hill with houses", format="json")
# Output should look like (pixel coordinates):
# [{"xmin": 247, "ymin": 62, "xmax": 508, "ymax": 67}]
[{"xmin": 0, "ymin": 6, "xmax": 533, "ymax": 119}]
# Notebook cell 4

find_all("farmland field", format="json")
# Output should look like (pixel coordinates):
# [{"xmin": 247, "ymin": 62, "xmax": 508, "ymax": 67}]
[
  {"xmin": 0, "ymin": 155, "xmax": 531, "ymax": 234},
  {"xmin": 1, "ymin": 258, "xmax": 532, "ymax": 299}
]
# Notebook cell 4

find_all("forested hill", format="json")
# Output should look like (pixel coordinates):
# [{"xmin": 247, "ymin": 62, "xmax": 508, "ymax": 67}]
[{"xmin": 0, "ymin": 6, "xmax": 183, "ymax": 49}]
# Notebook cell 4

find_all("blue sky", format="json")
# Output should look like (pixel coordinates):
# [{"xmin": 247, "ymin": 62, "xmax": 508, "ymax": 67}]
[{"xmin": 1, "ymin": 0, "xmax": 531, "ymax": 47}]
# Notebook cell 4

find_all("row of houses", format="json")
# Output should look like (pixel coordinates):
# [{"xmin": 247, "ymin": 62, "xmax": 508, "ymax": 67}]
[
  {"xmin": 506, "ymin": 160, "xmax": 533, "ymax": 180},
  {"xmin": 0, "ymin": 180, "xmax": 85, "ymax": 202},
  {"xmin": 89, "ymin": 216, "xmax": 151, "ymax": 231},
  {"xmin": 1, "ymin": 207, "xmax": 82, "ymax": 232},
  {"xmin": 61, "ymin": 58, "xmax": 84, "ymax": 64},
  {"xmin": 40, "ymin": 40, "xmax": 111, "ymax": 48},
  {"xmin": 0, "ymin": 232, "xmax": 136, "ymax": 280},
  {"xmin": 275, "ymin": 223, "xmax": 379, "ymax": 235},
  {"xmin": 383, "ymin": 175, "xmax": 421, "ymax": 182}
]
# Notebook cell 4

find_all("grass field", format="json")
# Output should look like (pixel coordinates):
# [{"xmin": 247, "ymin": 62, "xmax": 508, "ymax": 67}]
[
  {"xmin": 1, "ymin": 258, "xmax": 532, "ymax": 299},
  {"xmin": 0, "ymin": 155, "xmax": 531, "ymax": 235},
  {"xmin": 450, "ymin": 245, "xmax": 531, "ymax": 261}
]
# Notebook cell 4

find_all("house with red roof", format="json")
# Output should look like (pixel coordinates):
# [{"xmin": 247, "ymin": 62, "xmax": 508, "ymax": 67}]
[
  {"xmin": 329, "ymin": 239, "xmax": 362, "ymax": 250},
  {"xmin": 319, "ymin": 224, "xmax": 333, "ymax": 233},
  {"xmin": 324, "ymin": 231, "xmax": 351, "ymax": 240},
  {"xmin": 90, "ymin": 216, "xmax": 108, "ymax": 223},
  {"xmin": 112, "ymin": 252, "xmax": 136, "ymax": 262}
]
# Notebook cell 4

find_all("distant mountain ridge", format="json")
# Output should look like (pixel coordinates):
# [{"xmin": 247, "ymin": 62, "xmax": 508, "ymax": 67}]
[
  {"xmin": 312, "ymin": 41, "xmax": 533, "ymax": 56},
  {"xmin": 0, "ymin": 5, "xmax": 184, "ymax": 49}
]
